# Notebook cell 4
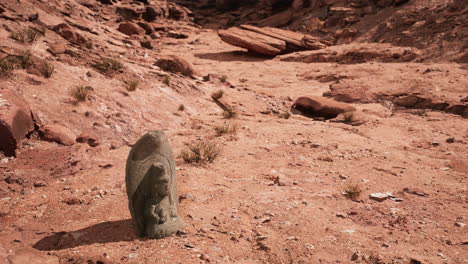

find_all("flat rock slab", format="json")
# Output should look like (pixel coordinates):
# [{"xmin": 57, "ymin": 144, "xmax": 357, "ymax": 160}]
[{"xmin": 218, "ymin": 25, "xmax": 329, "ymax": 56}]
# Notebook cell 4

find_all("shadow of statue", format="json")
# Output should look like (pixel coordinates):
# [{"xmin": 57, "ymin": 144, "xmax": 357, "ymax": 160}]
[
  {"xmin": 194, "ymin": 50, "xmax": 272, "ymax": 62},
  {"xmin": 33, "ymin": 219, "xmax": 137, "ymax": 251}
]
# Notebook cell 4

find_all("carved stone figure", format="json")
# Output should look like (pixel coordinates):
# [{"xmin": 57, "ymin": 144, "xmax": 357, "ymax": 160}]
[{"xmin": 125, "ymin": 130, "xmax": 183, "ymax": 239}]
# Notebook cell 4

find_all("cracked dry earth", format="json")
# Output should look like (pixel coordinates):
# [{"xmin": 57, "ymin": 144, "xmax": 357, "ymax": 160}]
[{"xmin": 1, "ymin": 19, "xmax": 468, "ymax": 264}]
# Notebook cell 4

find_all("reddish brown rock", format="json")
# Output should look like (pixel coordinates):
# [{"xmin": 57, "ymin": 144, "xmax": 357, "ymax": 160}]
[
  {"xmin": 0, "ymin": 89, "xmax": 35, "ymax": 157},
  {"xmin": 116, "ymin": 6, "xmax": 141, "ymax": 21},
  {"xmin": 76, "ymin": 131, "xmax": 99, "ymax": 147},
  {"xmin": 291, "ymin": 96, "xmax": 356, "ymax": 119},
  {"xmin": 53, "ymin": 23, "xmax": 87, "ymax": 45},
  {"xmin": 8, "ymin": 248, "xmax": 59, "ymax": 264},
  {"xmin": 155, "ymin": 55, "xmax": 199, "ymax": 76},
  {"xmin": 140, "ymin": 40, "xmax": 155, "ymax": 49},
  {"xmin": 218, "ymin": 27, "xmax": 286, "ymax": 56},
  {"xmin": 118, "ymin": 22, "xmax": 145, "ymax": 36},
  {"xmin": 40, "ymin": 124, "xmax": 75, "ymax": 146}
]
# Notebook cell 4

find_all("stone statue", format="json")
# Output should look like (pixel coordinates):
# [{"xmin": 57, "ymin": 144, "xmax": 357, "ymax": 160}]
[{"xmin": 125, "ymin": 130, "xmax": 183, "ymax": 239}]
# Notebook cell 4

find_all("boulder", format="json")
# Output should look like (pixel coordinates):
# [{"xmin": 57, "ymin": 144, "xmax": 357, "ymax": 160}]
[
  {"xmin": 8, "ymin": 248, "xmax": 59, "ymax": 264},
  {"xmin": 116, "ymin": 6, "xmax": 141, "ymax": 21},
  {"xmin": 155, "ymin": 55, "xmax": 199, "ymax": 77},
  {"xmin": 40, "ymin": 124, "xmax": 75, "ymax": 146},
  {"xmin": 118, "ymin": 22, "xmax": 145, "ymax": 36},
  {"xmin": 291, "ymin": 96, "xmax": 356, "ymax": 119},
  {"xmin": 53, "ymin": 23, "xmax": 87, "ymax": 45},
  {"xmin": 0, "ymin": 89, "xmax": 35, "ymax": 157},
  {"xmin": 218, "ymin": 27, "xmax": 286, "ymax": 56},
  {"xmin": 142, "ymin": 6, "xmax": 165, "ymax": 22}
]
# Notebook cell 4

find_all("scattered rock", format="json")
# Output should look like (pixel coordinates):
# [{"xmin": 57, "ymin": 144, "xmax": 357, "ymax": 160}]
[
  {"xmin": 291, "ymin": 96, "xmax": 356, "ymax": 119},
  {"xmin": 34, "ymin": 181, "xmax": 47, "ymax": 188},
  {"xmin": 403, "ymin": 187, "xmax": 429, "ymax": 197},
  {"xmin": 63, "ymin": 197, "xmax": 83, "ymax": 205},
  {"xmin": 455, "ymin": 222, "xmax": 465, "ymax": 228},
  {"xmin": 116, "ymin": 6, "xmax": 141, "ymax": 21},
  {"xmin": 167, "ymin": 31, "xmax": 189, "ymax": 39},
  {"xmin": 53, "ymin": 23, "xmax": 87, "ymax": 45},
  {"xmin": 118, "ymin": 22, "xmax": 145, "ymax": 36},
  {"xmin": 47, "ymin": 43, "xmax": 67, "ymax": 55},
  {"xmin": 0, "ymin": 89, "xmax": 35, "ymax": 157},
  {"xmin": 142, "ymin": 6, "xmax": 165, "ymax": 22},
  {"xmin": 369, "ymin": 192, "xmax": 393, "ymax": 202},
  {"xmin": 446, "ymin": 137, "xmax": 455, "ymax": 143},
  {"xmin": 76, "ymin": 131, "xmax": 99, "ymax": 147},
  {"xmin": 155, "ymin": 55, "xmax": 199, "ymax": 76},
  {"xmin": 140, "ymin": 40, "xmax": 155, "ymax": 49},
  {"xmin": 8, "ymin": 248, "xmax": 59, "ymax": 264},
  {"xmin": 40, "ymin": 124, "xmax": 75, "ymax": 146}
]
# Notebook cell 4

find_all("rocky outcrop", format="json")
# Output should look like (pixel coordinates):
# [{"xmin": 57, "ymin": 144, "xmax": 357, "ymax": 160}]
[
  {"xmin": 218, "ymin": 25, "xmax": 330, "ymax": 56},
  {"xmin": 278, "ymin": 43, "xmax": 419, "ymax": 63},
  {"xmin": 0, "ymin": 89, "xmax": 35, "ymax": 157}
]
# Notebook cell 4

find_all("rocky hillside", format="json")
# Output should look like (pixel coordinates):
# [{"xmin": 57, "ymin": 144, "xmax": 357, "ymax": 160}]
[{"xmin": 0, "ymin": 0, "xmax": 467, "ymax": 263}]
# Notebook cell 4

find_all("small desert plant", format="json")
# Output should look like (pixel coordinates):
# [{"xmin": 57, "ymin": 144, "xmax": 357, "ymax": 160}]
[
  {"xmin": 15, "ymin": 51, "xmax": 34, "ymax": 69},
  {"xmin": 178, "ymin": 104, "xmax": 185, "ymax": 111},
  {"xmin": 85, "ymin": 41, "xmax": 93, "ymax": 49},
  {"xmin": 70, "ymin": 85, "xmax": 93, "ymax": 102},
  {"xmin": 343, "ymin": 182, "xmax": 362, "ymax": 200},
  {"xmin": 211, "ymin": 89, "xmax": 224, "ymax": 100},
  {"xmin": 163, "ymin": 75, "xmax": 170, "ymax": 86},
  {"xmin": 342, "ymin": 112, "xmax": 354, "ymax": 123},
  {"xmin": 10, "ymin": 27, "xmax": 44, "ymax": 43},
  {"xmin": 180, "ymin": 141, "xmax": 220, "ymax": 164},
  {"xmin": 92, "ymin": 58, "xmax": 123, "ymax": 73},
  {"xmin": 219, "ymin": 75, "xmax": 227, "ymax": 83},
  {"xmin": 279, "ymin": 111, "xmax": 291, "ymax": 119},
  {"xmin": 214, "ymin": 122, "xmax": 237, "ymax": 137},
  {"xmin": 38, "ymin": 61, "xmax": 54, "ymax": 78},
  {"xmin": 222, "ymin": 108, "xmax": 237, "ymax": 119},
  {"xmin": 125, "ymin": 79, "xmax": 139, "ymax": 91},
  {"xmin": 0, "ymin": 56, "xmax": 15, "ymax": 75}
]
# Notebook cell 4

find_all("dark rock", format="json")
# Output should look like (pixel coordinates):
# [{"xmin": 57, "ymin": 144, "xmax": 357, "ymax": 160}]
[
  {"xmin": 167, "ymin": 31, "xmax": 188, "ymax": 39},
  {"xmin": 140, "ymin": 40, "xmax": 155, "ymax": 49},
  {"xmin": 0, "ymin": 89, "xmax": 35, "ymax": 157},
  {"xmin": 291, "ymin": 96, "xmax": 356, "ymax": 119},
  {"xmin": 137, "ymin": 22, "xmax": 154, "ymax": 34},
  {"xmin": 155, "ymin": 55, "xmax": 199, "ymax": 77},
  {"xmin": 142, "ymin": 6, "xmax": 163, "ymax": 22},
  {"xmin": 126, "ymin": 130, "xmax": 184, "ymax": 238},
  {"xmin": 53, "ymin": 23, "xmax": 87, "ymax": 45},
  {"xmin": 76, "ymin": 131, "xmax": 99, "ymax": 147},
  {"xmin": 116, "ymin": 6, "xmax": 141, "ymax": 21}
]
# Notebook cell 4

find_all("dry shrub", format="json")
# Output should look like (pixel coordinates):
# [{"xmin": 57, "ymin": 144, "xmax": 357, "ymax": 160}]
[
  {"xmin": 38, "ymin": 62, "xmax": 54, "ymax": 78},
  {"xmin": 126, "ymin": 79, "xmax": 139, "ymax": 91},
  {"xmin": 180, "ymin": 141, "xmax": 220, "ymax": 164},
  {"xmin": 214, "ymin": 122, "xmax": 237, "ymax": 137},
  {"xmin": 70, "ymin": 85, "xmax": 93, "ymax": 102},
  {"xmin": 93, "ymin": 58, "xmax": 123, "ymax": 73},
  {"xmin": 211, "ymin": 90, "xmax": 224, "ymax": 100},
  {"xmin": 343, "ymin": 182, "xmax": 362, "ymax": 200},
  {"xmin": 222, "ymin": 108, "xmax": 237, "ymax": 119},
  {"xmin": 10, "ymin": 27, "xmax": 45, "ymax": 43}
]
